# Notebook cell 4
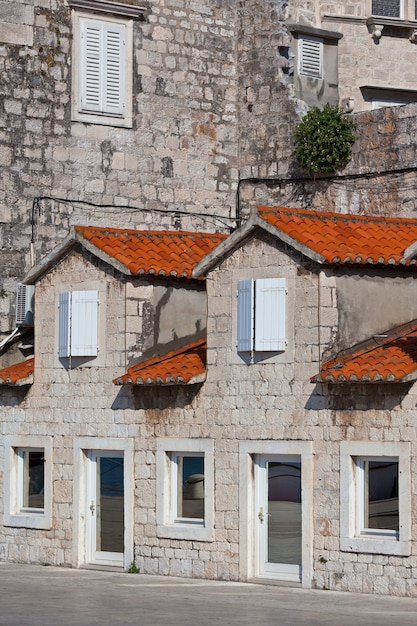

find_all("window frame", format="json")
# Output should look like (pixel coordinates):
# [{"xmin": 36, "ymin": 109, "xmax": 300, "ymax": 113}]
[
  {"xmin": 371, "ymin": 0, "xmax": 404, "ymax": 18},
  {"xmin": 3, "ymin": 435, "xmax": 53, "ymax": 530},
  {"xmin": 340, "ymin": 441, "xmax": 411, "ymax": 556},
  {"xmin": 368, "ymin": 0, "xmax": 417, "ymax": 20},
  {"xmin": 156, "ymin": 438, "xmax": 214, "ymax": 541},
  {"xmin": 71, "ymin": 10, "xmax": 133, "ymax": 128}
]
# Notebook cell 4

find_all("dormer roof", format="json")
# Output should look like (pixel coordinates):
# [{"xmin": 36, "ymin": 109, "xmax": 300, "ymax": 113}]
[
  {"xmin": 193, "ymin": 206, "xmax": 417, "ymax": 277},
  {"xmin": 24, "ymin": 226, "xmax": 227, "ymax": 284},
  {"xmin": 0, "ymin": 357, "xmax": 34, "ymax": 386},
  {"xmin": 113, "ymin": 339, "xmax": 206, "ymax": 385},
  {"xmin": 312, "ymin": 320, "xmax": 417, "ymax": 384}
]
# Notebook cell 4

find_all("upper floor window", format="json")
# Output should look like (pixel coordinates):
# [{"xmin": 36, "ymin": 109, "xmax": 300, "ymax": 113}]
[
  {"xmin": 298, "ymin": 36, "xmax": 323, "ymax": 79},
  {"xmin": 58, "ymin": 290, "xmax": 99, "ymax": 358},
  {"xmin": 71, "ymin": 11, "xmax": 133, "ymax": 127},
  {"xmin": 372, "ymin": 0, "xmax": 402, "ymax": 17},
  {"xmin": 237, "ymin": 278, "xmax": 287, "ymax": 353},
  {"xmin": 370, "ymin": 0, "xmax": 417, "ymax": 19}
]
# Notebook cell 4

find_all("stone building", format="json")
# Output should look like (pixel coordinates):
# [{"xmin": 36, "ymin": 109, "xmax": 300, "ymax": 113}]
[
  {"xmin": 2, "ymin": 205, "xmax": 417, "ymax": 597},
  {"xmin": 3, "ymin": 0, "xmax": 417, "ymax": 344}
]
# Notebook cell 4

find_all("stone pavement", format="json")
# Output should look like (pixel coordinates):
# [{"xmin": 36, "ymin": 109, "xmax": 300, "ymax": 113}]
[{"xmin": 1, "ymin": 563, "xmax": 417, "ymax": 626}]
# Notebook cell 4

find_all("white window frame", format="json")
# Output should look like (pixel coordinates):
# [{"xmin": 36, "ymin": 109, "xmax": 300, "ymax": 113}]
[
  {"xmin": 3, "ymin": 435, "xmax": 53, "ymax": 530},
  {"xmin": 156, "ymin": 438, "xmax": 214, "ymax": 541},
  {"xmin": 72, "ymin": 11, "xmax": 133, "ymax": 127},
  {"xmin": 237, "ymin": 278, "xmax": 287, "ymax": 353},
  {"xmin": 371, "ymin": 0, "xmax": 404, "ymax": 18},
  {"xmin": 298, "ymin": 35, "xmax": 323, "ymax": 79},
  {"xmin": 340, "ymin": 441, "xmax": 411, "ymax": 556},
  {"xmin": 58, "ymin": 290, "xmax": 99, "ymax": 358}
]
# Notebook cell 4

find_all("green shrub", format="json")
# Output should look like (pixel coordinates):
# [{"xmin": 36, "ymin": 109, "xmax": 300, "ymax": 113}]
[{"xmin": 294, "ymin": 104, "xmax": 356, "ymax": 175}]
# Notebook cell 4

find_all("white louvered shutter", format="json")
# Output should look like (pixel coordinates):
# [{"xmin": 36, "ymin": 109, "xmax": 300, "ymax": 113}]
[
  {"xmin": 58, "ymin": 292, "xmax": 71, "ymax": 358},
  {"xmin": 237, "ymin": 279, "xmax": 254, "ymax": 352},
  {"xmin": 104, "ymin": 25, "xmax": 126, "ymax": 115},
  {"xmin": 299, "ymin": 36, "xmax": 323, "ymax": 79},
  {"xmin": 254, "ymin": 278, "xmax": 287, "ymax": 352},
  {"xmin": 80, "ymin": 18, "xmax": 126, "ymax": 116},
  {"xmin": 70, "ymin": 291, "xmax": 99, "ymax": 357}
]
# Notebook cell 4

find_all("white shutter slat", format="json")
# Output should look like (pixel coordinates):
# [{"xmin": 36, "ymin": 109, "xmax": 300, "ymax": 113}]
[
  {"xmin": 237, "ymin": 279, "xmax": 254, "ymax": 352},
  {"xmin": 70, "ymin": 290, "xmax": 98, "ymax": 357},
  {"xmin": 81, "ymin": 21, "xmax": 101, "ymax": 111},
  {"xmin": 254, "ymin": 278, "xmax": 286, "ymax": 352},
  {"xmin": 58, "ymin": 292, "xmax": 71, "ymax": 358},
  {"xmin": 299, "ymin": 37, "xmax": 323, "ymax": 78},
  {"xmin": 104, "ymin": 26, "xmax": 125, "ymax": 114}
]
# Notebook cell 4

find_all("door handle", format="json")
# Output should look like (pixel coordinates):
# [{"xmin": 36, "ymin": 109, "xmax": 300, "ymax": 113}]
[
  {"xmin": 90, "ymin": 501, "xmax": 95, "ymax": 515},
  {"xmin": 258, "ymin": 507, "xmax": 264, "ymax": 523}
]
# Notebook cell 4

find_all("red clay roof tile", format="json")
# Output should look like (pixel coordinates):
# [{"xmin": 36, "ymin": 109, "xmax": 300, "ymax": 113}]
[
  {"xmin": 113, "ymin": 339, "xmax": 206, "ymax": 385},
  {"xmin": 312, "ymin": 321, "xmax": 417, "ymax": 383},
  {"xmin": 75, "ymin": 226, "xmax": 227, "ymax": 279},
  {"xmin": 258, "ymin": 207, "xmax": 417, "ymax": 266},
  {"xmin": 0, "ymin": 357, "xmax": 34, "ymax": 385}
]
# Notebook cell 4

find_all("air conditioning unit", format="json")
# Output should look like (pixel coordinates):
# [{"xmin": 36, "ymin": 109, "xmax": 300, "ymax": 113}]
[{"xmin": 16, "ymin": 284, "xmax": 34, "ymax": 326}]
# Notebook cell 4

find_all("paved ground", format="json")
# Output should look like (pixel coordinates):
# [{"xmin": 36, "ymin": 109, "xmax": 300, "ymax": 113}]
[{"xmin": 1, "ymin": 563, "xmax": 417, "ymax": 625}]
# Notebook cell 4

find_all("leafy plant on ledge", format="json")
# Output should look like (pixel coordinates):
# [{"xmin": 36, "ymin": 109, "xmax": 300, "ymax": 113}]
[{"xmin": 294, "ymin": 103, "xmax": 356, "ymax": 175}]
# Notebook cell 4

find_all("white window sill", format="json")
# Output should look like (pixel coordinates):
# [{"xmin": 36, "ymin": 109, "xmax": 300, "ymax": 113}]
[
  {"xmin": 3, "ymin": 512, "xmax": 51, "ymax": 530},
  {"xmin": 156, "ymin": 523, "xmax": 214, "ymax": 542},
  {"xmin": 72, "ymin": 110, "xmax": 133, "ymax": 128},
  {"xmin": 340, "ymin": 536, "xmax": 410, "ymax": 556}
]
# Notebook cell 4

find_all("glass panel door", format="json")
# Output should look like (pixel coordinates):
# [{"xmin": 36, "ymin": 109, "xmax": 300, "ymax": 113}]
[
  {"xmin": 87, "ymin": 451, "xmax": 124, "ymax": 565},
  {"xmin": 256, "ymin": 455, "xmax": 302, "ymax": 581}
]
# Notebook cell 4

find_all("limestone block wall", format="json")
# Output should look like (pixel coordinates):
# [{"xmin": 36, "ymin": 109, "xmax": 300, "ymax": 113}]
[
  {"xmin": 0, "ymin": 0, "xmax": 240, "ymax": 335},
  {"xmin": 2, "ymin": 227, "xmax": 417, "ymax": 596}
]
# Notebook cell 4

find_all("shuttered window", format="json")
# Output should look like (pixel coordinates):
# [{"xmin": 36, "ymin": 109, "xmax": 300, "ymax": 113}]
[
  {"xmin": 80, "ymin": 18, "xmax": 126, "ymax": 116},
  {"xmin": 299, "ymin": 36, "xmax": 323, "ymax": 79},
  {"xmin": 58, "ymin": 290, "xmax": 99, "ymax": 358},
  {"xmin": 237, "ymin": 278, "xmax": 287, "ymax": 353}
]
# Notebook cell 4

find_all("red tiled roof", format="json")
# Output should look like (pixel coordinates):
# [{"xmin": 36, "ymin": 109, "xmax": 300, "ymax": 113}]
[
  {"xmin": 258, "ymin": 206, "xmax": 417, "ymax": 266},
  {"xmin": 75, "ymin": 226, "xmax": 227, "ymax": 279},
  {"xmin": 312, "ymin": 321, "xmax": 417, "ymax": 383},
  {"xmin": 0, "ymin": 357, "xmax": 34, "ymax": 385},
  {"xmin": 113, "ymin": 339, "xmax": 206, "ymax": 385}
]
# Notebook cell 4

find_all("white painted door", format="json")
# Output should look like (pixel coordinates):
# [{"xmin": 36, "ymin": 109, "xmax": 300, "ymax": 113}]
[
  {"xmin": 255, "ymin": 455, "xmax": 302, "ymax": 581},
  {"xmin": 86, "ymin": 451, "xmax": 125, "ymax": 566}
]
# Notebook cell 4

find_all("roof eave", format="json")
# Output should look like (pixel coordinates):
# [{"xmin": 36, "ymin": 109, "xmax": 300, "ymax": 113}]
[
  {"xmin": 0, "ymin": 375, "xmax": 33, "ymax": 386},
  {"xmin": 192, "ymin": 208, "xmax": 327, "ymax": 278},
  {"xmin": 113, "ymin": 371, "xmax": 206, "ymax": 386},
  {"xmin": 23, "ymin": 232, "xmax": 77, "ymax": 284}
]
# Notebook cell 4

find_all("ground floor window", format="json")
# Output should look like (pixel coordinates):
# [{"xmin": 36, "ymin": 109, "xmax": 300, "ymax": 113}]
[
  {"xmin": 340, "ymin": 441, "xmax": 410, "ymax": 556},
  {"xmin": 3, "ymin": 435, "xmax": 52, "ymax": 529},
  {"xmin": 156, "ymin": 438, "xmax": 214, "ymax": 541}
]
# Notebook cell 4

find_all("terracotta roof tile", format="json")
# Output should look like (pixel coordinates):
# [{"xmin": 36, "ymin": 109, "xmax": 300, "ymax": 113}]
[
  {"xmin": 258, "ymin": 206, "xmax": 417, "ymax": 266},
  {"xmin": 75, "ymin": 226, "xmax": 227, "ymax": 278},
  {"xmin": 113, "ymin": 339, "xmax": 206, "ymax": 385},
  {"xmin": 0, "ymin": 357, "xmax": 34, "ymax": 385},
  {"xmin": 312, "ymin": 321, "xmax": 417, "ymax": 383}
]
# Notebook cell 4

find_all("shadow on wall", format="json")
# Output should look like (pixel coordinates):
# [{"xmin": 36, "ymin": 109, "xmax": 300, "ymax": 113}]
[
  {"xmin": 111, "ymin": 382, "xmax": 204, "ymax": 412},
  {"xmin": 306, "ymin": 382, "xmax": 413, "ymax": 412}
]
